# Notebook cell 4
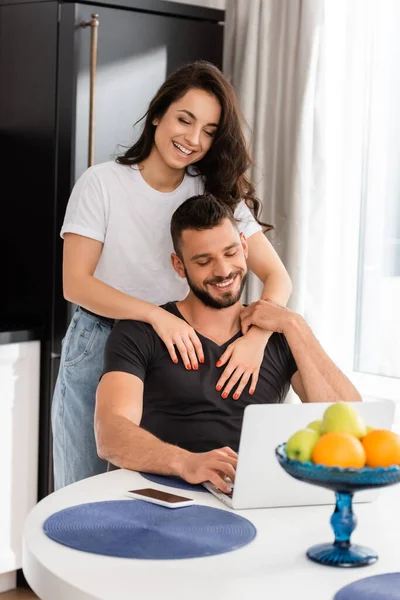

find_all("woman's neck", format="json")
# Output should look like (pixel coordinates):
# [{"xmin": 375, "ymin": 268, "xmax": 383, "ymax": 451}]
[{"xmin": 140, "ymin": 148, "xmax": 185, "ymax": 192}]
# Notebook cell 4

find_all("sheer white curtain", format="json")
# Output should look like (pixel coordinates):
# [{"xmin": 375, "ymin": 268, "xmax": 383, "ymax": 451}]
[
  {"xmin": 224, "ymin": 0, "xmax": 400, "ymax": 403},
  {"xmin": 224, "ymin": 0, "xmax": 324, "ymax": 332},
  {"xmin": 323, "ymin": 0, "xmax": 400, "ymax": 397}
]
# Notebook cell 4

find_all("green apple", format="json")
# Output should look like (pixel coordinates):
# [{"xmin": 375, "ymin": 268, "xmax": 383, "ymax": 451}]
[
  {"xmin": 306, "ymin": 419, "xmax": 323, "ymax": 434},
  {"xmin": 321, "ymin": 402, "xmax": 367, "ymax": 439},
  {"xmin": 286, "ymin": 428, "xmax": 320, "ymax": 462}
]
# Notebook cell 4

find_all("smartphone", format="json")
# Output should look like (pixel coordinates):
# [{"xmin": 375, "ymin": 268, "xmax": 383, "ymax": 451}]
[{"xmin": 125, "ymin": 488, "xmax": 195, "ymax": 509}]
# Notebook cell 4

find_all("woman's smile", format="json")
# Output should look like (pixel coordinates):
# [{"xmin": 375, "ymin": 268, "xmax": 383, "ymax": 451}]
[{"xmin": 172, "ymin": 141, "xmax": 195, "ymax": 157}]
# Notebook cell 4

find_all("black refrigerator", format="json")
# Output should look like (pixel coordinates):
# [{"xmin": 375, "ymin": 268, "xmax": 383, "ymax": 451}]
[{"xmin": 0, "ymin": 0, "xmax": 224, "ymax": 499}]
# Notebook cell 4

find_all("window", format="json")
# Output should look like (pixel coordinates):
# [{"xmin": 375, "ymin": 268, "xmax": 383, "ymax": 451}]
[
  {"xmin": 325, "ymin": 0, "xmax": 400, "ymax": 402},
  {"xmin": 355, "ymin": 6, "xmax": 400, "ymax": 379}
]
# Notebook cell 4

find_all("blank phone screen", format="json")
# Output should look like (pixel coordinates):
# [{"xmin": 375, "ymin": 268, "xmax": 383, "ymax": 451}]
[{"xmin": 128, "ymin": 488, "xmax": 192, "ymax": 503}]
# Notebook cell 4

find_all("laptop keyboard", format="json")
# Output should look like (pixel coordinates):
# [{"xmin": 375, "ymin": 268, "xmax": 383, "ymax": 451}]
[
  {"xmin": 225, "ymin": 486, "xmax": 234, "ymax": 498},
  {"xmin": 202, "ymin": 481, "xmax": 234, "ymax": 505}
]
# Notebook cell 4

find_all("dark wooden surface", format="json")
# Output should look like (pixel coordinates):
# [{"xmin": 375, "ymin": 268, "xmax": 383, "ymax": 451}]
[
  {"xmin": 0, "ymin": 589, "xmax": 38, "ymax": 599},
  {"xmin": 0, "ymin": 0, "xmax": 224, "ymax": 22}
]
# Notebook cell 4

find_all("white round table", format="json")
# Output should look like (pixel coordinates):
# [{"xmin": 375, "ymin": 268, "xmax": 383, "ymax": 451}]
[{"xmin": 23, "ymin": 469, "xmax": 400, "ymax": 600}]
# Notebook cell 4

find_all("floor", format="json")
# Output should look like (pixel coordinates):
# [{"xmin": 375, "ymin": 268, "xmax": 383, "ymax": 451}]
[{"xmin": 0, "ymin": 589, "xmax": 38, "ymax": 599}]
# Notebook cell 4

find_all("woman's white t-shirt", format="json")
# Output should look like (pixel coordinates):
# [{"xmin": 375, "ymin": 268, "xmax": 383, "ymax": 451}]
[{"xmin": 61, "ymin": 161, "xmax": 262, "ymax": 305}]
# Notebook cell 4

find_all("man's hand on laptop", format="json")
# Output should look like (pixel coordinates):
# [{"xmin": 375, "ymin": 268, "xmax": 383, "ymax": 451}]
[
  {"xmin": 241, "ymin": 299, "xmax": 297, "ymax": 335},
  {"xmin": 178, "ymin": 447, "xmax": 238, "ymax": 494}
]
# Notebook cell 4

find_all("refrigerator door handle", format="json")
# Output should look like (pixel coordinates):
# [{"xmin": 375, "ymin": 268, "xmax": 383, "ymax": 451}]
[{"xmin": 80, "ymin": 13, "xmax": 99, "ymax": 167}]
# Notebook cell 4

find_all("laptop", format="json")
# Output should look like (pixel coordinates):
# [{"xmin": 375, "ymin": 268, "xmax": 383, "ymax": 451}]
[{"xmin": 202, "ymin": 400, "xmax": 396, "ymax": 510}]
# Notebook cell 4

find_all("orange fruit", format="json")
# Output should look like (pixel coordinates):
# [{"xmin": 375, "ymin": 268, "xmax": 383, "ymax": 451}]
[
  {"xmin": 361, "ymin": 429, "xmax": 400, "ymax": 468},
  {"xmin": 312, "ymin": 432, "xmax": 366, "ymax": 468}
]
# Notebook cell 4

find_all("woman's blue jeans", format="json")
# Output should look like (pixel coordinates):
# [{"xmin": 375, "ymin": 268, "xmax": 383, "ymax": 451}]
[{"xmin": 51, "ymin": 306, "xmax": 114, "ymax": 490}]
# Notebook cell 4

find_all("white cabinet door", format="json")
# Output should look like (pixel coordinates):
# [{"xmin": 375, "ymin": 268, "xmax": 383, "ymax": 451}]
[{"xmin": 0, "ymin": 341, "xmax": 40, "ymax": 575}]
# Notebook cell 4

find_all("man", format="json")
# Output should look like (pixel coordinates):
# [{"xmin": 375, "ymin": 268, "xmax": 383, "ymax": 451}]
[{"xmin": 95, "ymin": 194, "xmax": 361, "ymax": 493}]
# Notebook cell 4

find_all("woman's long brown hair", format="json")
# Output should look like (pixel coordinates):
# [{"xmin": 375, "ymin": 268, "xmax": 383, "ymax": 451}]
[{"xmin": 116, "ymin": 61, "xmax": 272, "ymax": 231}]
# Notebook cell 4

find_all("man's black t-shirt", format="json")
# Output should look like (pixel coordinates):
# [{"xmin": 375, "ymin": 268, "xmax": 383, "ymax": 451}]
[{"xmin": 103, "ymin": 302, "xmax": 297, "ymax": 453}]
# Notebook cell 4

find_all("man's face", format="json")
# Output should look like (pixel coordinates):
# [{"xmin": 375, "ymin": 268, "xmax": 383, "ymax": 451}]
[{"xmin": 172, "ymin": 218, "xmax": 248, "ymax": 309}]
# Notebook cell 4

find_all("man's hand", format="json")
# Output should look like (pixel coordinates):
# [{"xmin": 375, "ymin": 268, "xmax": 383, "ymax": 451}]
[
  {"xmin": 240, "ymin": 299, "xmax": 297, "ymax": 335},
  {"xmin": 178, "ymin": 447, "xmax": 238, "ymax": 493}
]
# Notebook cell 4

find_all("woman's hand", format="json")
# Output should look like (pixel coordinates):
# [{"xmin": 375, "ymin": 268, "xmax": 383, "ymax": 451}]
[
  {"xmin": 241, "ymin": 299, "xmax": 292, "ymax": 335},
  {"xmin": 150, "ymin": 307, "xmax": 204, "ymax": 369},
  {"xmin": 215, "ymin": 328, "xmax": 272, "ymax": 399}
]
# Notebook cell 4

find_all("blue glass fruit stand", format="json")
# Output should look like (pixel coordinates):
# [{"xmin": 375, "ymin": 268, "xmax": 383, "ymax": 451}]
[{"xmin": 275, "ymin": 443, "xmax": 400, "ymax": 568}]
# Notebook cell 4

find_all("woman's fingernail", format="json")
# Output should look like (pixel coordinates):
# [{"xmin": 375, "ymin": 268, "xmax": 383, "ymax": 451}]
[
  {"xmin": 173, "ymin": 358, "xmax": 178, "ymax": 364},
  {"xmin": 233, "ymin": 393, "xmax": 239, "ymax": 400},
  {"xmin": 193, "ymin": 364, "xmax": 198, "ymax": 370},
  {"xmin": 199, "ymin": 357, "xmax": 204, "ymax": 363},
  {"xmin": 222, "ymin": 392, "xmax": 228, "ymax": 399},
  {"xmin": 249, "ymin": 389, "xmax": 254, "ymax": 395},
  {"xmin": 216, "ymin": 385, "xmax": 222, "ymax": 391},
  {"xmin": 186, "ymin": 364, "xmax": 191, "ymax": 370},
  {"xmin": 216, "ymin": 360, "xmax": 222, "ymax": 367}
]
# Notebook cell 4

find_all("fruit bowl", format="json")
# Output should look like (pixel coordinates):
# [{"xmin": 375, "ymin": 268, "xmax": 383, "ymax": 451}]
[{"xmin": 275, "ymin": 443, "xmax": 400, "ymax": 568}]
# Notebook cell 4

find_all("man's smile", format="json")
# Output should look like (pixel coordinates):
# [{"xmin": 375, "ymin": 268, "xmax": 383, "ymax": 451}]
[{"xmin": 207, "ymin": 274, "xmax": 239, "ymax": 292}]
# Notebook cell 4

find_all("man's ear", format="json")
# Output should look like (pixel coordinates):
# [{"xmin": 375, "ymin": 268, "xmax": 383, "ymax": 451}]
[
  {"xmin": 240, "ymin": 232, "xmax": 248, "ymax": 259},
  {"xmin": 170, "ymin": 253, "xmax": 186, "ymax": 278}
]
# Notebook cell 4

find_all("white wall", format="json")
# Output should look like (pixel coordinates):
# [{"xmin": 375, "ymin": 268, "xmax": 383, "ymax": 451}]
[
  {"xmin": 0, "ymin": 341, "xmax": 40, "ymax": 592},
  {"xmin": 162, "ymin": 0, "xmax": 226, "ymax": 10}
]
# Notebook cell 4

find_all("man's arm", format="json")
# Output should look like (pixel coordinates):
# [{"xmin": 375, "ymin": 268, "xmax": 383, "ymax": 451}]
[
  {"xmin": 95, "ymin": 371, "xmax": 183, "ymax": 473},
  {"xmin": 240, "ymin": 300, "xmax": 362, "ymax": 404},
  {"xmin": 95, "ymin": 371, "xmax": 237, "ymax": 493}
]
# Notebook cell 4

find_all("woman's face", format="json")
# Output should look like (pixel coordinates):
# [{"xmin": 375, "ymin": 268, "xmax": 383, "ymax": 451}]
[{"xmin": 152, "ymin": 88, "xmax": 221, "ymax": 170}]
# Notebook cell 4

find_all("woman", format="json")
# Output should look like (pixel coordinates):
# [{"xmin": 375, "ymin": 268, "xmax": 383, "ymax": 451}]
[{"xmin": 52, "ymin": 61, "xmax": 292, "ymax": 490}]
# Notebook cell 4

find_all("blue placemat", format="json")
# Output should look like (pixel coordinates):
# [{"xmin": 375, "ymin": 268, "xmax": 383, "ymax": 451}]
[
  {"xmin": 334, "ymin": 573, "xmax": 400, "ymax": 599},
  {"xmin": 43, "ymin": 500, "xmax": 256, "ymax": 559},
  {"xmin": 139, "ymin": 472, "xmax": 209, "ymax": 493}
]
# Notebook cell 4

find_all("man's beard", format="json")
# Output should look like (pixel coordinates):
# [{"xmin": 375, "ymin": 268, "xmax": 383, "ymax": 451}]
[{"xmin": 185, "ymin": 268, "xmax": 247, "ymax": 309}]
